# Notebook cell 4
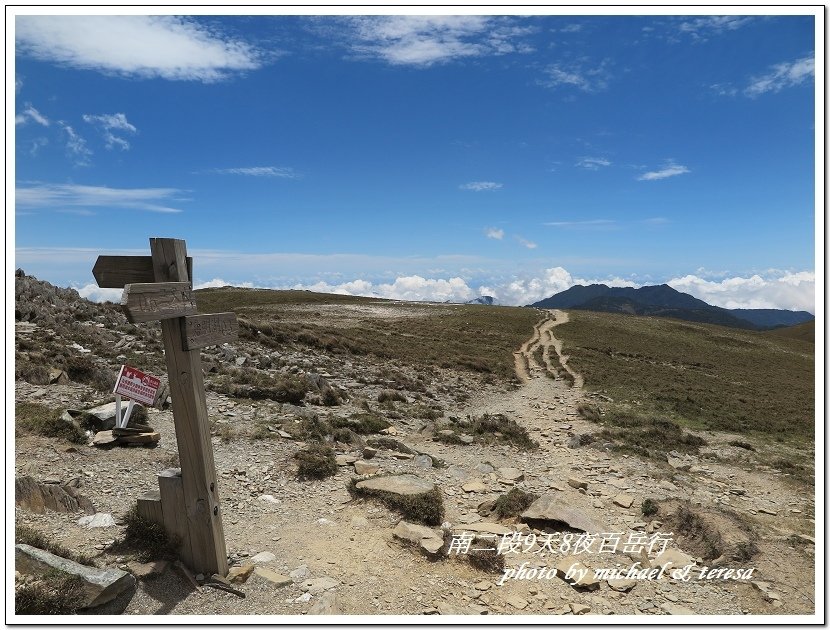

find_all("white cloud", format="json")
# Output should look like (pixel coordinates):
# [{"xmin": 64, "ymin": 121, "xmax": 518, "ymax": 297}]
[
  {"xmin": 83, "ymin": 113, "xmax": 137, "ymax": 150},
  {"xmin": 193, "ymin": 278, "xmax": 250, "ymax": 290},
  {"xmin": 16, "ymin": 15, "xmax": 262, "ymax": 82},
  {"xmin": 678, "ymin": 16, "xmax": 754, "ymax": 37},
  {"xmin": 485, "ymin": 227, "xmax": 504, "ymax": 240},
  {"xmin": 668, "ymin": 271, "xmax": 815, "ymax": 313},
  {"xmin": 58, "ymin": 122, "xmax": 92, "ymax": 165},
  {"xmin": 637, "ymin": 162, "xmax": 690, "ymax": 181},
  {"xmin": 28, "ymin": 137, "xmax": 49, "ymax": 156},
  {"xmin": 338, "ymin": 16, "xmax": 532, "ymax": 67},
  {"xmin": 75, "ymin": 284, "xmax": 122, "ymax": 303},
  {"xmin": 460, "ymin": 181, "xmax": 502, "ymax": 192},
  {"xmin": 745, "ymin": 55, "xmax": 815, "ymax": 97},
  {"xmin": 541, "ymin": 58, "xmax": 611, "ymax": 92},
  {"xmin": 210, "ymin": 166, "xmax": 299, "ymax": 178},
  {"xmin": 297, "ymin": 275, "xmax": 477, "ymax": 303},
  {"xmin": 27, "ymin": 249, "xmax": 816, "ymax": 314},
  {"xmin": 515, "ymin": 236, "xmax": 537, "ymax": 249},
  {"xmin": 16, "ymin": 103, "xmax": 50, "ymax": 127},
  {"xmin": 576, "ymin": 157, "xmax": 611, "ymax": 170},
  {"xmin": 16, "ymin": 182, "xmax": 186, "ymax": 213}
]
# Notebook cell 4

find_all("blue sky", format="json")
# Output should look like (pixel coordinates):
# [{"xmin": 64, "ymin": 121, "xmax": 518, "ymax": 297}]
[{"xmin": 12, "ymin": 11, "xmax": 820, "ymax": 311}]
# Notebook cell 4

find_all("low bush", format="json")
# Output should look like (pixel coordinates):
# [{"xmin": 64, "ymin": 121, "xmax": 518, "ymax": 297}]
[
  {"xmin": 348, "ymin": 478, "xmax": 444, "ymax": 526},
  {"xmin": 118, "ymin": 505, "xmax": 180, "ymax": 562},
  {"xmin": 469, "ymin": 414, "xmax": 538, "ymax": 451},
  {"xmin": 641, "ymin": 498, "xmax": 659, "ymax": 517},
  {"xmin": 16, "ymin": 403, "xmax": 86, "ymax": 444},
  {"xmin": 332, "ymin": 413, "xmax": 391, "ymax": 435},
  {"xmin": 596, "ymin": 413, "xmax": 706, "ymax": 458},
  {"xmin": 295, "ymin": 444, "xmax": 338, "ymax": 480},
  {"xmin": 493, "ymin": 488, "xmax": 539, "ymax": 519}
]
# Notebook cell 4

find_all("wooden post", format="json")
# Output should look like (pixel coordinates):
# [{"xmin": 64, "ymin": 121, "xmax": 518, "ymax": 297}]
[
  {"xmin": 149, "ymin": 238, "xmax": 228, "ymax": 576},
  {"xmin": 93, "ymin": 238, "xmax": 235, "ymax": 576}
]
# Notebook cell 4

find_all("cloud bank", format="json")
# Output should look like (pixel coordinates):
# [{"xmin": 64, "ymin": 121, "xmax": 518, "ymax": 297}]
[
  {"xmin": 16, "ymin": 15, "xmax": 262, "ymax": 81},
  {"xmin": 74, "ymin": 267, "xmax": 814, "ymax": 315}
]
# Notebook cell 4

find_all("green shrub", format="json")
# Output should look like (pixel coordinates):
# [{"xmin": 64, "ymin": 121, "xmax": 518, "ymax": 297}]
[
  {"xmin": 597, "ymin": 413, "xmax": 706, "ymax": 458},
  {"xmin": 469, "ymin": 413, "xmax": 538, "ymax": 451},
  {"xmin": 332, "ymin": 413, "xmax": 390, "ymax": 435},
  {"xmin": 641, "ymin": 498, "xmax": 659, "ymax": 517},
  {"xmin": 348, "ymin": 478, "xmax": 444, "ymax": 526},
  {"xmin": 16, "ymin": 403, "xmax": 86, "ymax": 444},
  {"xmin": 493, "ymin": 488, "xmax": 539, "ymax": 519},
  {"xmin": 295, "ymin": 444, "xmax": 338, "ymax": 480}
]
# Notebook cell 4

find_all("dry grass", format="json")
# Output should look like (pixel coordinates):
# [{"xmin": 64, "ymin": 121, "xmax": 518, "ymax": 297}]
[
  {"xmin": 16, "ymin": 402, "xmax": 87, "ymax": 444},
  {"xmin": 555, "ymin": 311, "xmax": 815, "ymax": 443},
  {"xmin": 195, "ymin": 287, "xmax": 542, "ymax": 381},
  {"xmin": 15, "ymin": 525, "xmax": 95, "ymax": 566}
]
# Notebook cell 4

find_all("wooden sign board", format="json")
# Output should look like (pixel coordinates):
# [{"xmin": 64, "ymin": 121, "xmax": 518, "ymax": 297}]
[
  {"xmin": 182, "ymin": 313, "xmax": 239, "ymax": 350},
  {"xmin": 94, "ymin": 256, "xmax": 193, "ymax": 288},
  {"xmin": 122, "ymin": 282, "xmax": 198, "ymax": 324},
  {"xmin": 113, "ymin": 365, "xmax": 161, "ymax": 406}
]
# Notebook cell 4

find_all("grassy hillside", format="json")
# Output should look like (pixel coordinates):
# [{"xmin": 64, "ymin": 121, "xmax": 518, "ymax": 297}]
[
  {"xmin": 767, "ymin": 320, "xmax": 815, "ymax": 344},
  {"xmin": 555, "ymin": 311, "xmax": 815, "ymax": 442},
  {"xmin": 195, "ymin": 287, "xmax": 543, "ymax": 381}
]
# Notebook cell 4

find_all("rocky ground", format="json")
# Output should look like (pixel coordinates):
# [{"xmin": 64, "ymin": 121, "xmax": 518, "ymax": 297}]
[{"xmin": 13, "ymin": 275, "xmax": 817, "ymax": 618}]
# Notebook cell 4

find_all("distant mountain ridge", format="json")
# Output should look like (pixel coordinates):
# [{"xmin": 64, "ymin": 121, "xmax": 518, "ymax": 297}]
[
  {"xmin": 466, "ymin": 296, "xmax": 499, "ymax": 306},
  {"xmin": 530, "ymin": 284, "xmax": 814, "ymax": 330}
]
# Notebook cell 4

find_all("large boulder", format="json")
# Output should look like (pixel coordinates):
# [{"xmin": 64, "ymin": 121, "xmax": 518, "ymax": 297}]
[
  {"xmin": 15, "ymin": 544, "xmax": 135, "ymax": 608},
  {"xmin": 354, "ymin": 474, "xmax": 434, "ymax": 496},
  {"xmin": 15, "ymin": 476, "xmax": 94, "ymax": 514},
  {"xmin": 392, "ymin": 521, "xmax": 445, "ymax": 557},
  {"xmin": 521, "ymin": 493, "xmax": 607, "ymax": 533}
]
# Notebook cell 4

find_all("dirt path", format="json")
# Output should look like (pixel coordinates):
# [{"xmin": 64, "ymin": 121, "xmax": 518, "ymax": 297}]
[
  {"xmin": 513, "ymin": 310, "xmax": 584, "ymax": 388},
  {"xmin": 14, "ymin": 310, "xmax": 816, "ymax": 618}
]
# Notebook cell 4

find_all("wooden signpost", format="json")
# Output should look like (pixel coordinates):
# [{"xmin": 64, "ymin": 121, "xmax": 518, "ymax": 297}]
[{"xmin": 93, "ymin": 238, "xmax": 237, "ymax": 576}]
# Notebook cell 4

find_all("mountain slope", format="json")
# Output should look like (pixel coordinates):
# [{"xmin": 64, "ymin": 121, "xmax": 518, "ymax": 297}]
[{"xmin": 531, "ymin": 284, "xmax": 813, "ymax": 330}]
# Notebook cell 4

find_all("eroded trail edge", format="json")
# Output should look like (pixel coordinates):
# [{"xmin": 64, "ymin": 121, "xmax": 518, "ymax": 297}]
[{"xmin": 514, "ymin": 309, "xmax": 583, "ymax": 388}]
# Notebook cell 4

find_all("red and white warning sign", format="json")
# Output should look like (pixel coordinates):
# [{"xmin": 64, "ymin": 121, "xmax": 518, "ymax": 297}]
[{"xmin": 113, "ymin": 365, "xmax": 161, "ymax": 406}]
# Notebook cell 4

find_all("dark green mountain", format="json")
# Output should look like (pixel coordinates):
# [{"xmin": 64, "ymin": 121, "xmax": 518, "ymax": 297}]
[{"xmin": 530, "ymin": 284, "xmax": 813, "ymax": 330}]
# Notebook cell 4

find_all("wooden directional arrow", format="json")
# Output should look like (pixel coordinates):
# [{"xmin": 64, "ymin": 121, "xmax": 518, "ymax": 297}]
[
  {"xmin": 122, "ymin": 282, "xmax": 198, "ymax": 323},
  {"xmin": 93, "ymin": 255, "xmax": 193, "ymax": 288},
  {"xmin": 182, "ymin": 313, "xmax": 239, "ymax": 350}
]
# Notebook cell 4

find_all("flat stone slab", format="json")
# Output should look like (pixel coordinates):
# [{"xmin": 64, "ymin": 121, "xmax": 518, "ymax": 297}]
[
  {"xmin": 15, "ymin": 543, "xmax": 135, "ymax": 608},
  {"xmin": 78, "ymin": 513, "xmax": 116, "ymax": 528},
  {"xmin": 653, "ymin": 548, "xmax": 695, "ymax": 571},
  {"xmin": 497, "ymin": 467, "xmax": 524, "ymax": 481},
  {"xmin": 452, "ymin": 522, "xmax": 513, "ymax": 535},
  {"xmin": 354, "ymin": 460, "xmax": 380, "ymax": 475},
  {"xmin": 555, "ymin": 556, "xmax": 600, "ymax": 590},
  {"xmin": 355, "ymin": 474, "xmax": 435, "ymax": 496},
  {"xmin": 521, "ymin": 494, "xmax": 606, "ymax": 533},
  {"xmin": 613, "ymin": 493, "xmax": 635, "ymax": 509},
  {"xmin": 300, "ymin": 577, "xmax": 339, "ymax": 594},
  {"xmin": 462, "ymin": 480, "xmax": 488, "ymax": 493},
  {"xmin": 393, "ymin": 521, "xmax": 444, "ymax": 556},
  {"xmin": 253, "ymin": 566, "xmax": 292, "ymax": 587}
]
